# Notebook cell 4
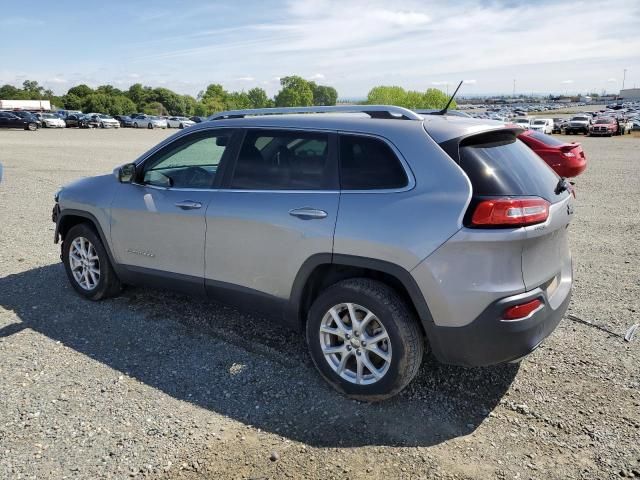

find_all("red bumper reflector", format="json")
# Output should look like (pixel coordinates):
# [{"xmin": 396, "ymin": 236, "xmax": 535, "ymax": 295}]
[{"xmin": 503, "ymin": 299, "xmax": 542, "ymax": 320}]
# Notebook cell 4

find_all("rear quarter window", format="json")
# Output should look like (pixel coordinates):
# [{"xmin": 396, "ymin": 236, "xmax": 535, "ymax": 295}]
[{"xmin": 339, "ymin": 135, "xmax": 408, "ymax": 190}]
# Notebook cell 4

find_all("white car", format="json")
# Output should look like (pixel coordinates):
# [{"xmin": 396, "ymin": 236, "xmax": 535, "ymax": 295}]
[
  {"xmin": 529, "ymin": 118, "xmax": 553, "ymax": 134},
  {"xmin": 513, "ymin": 117, "xmax": 530, "ymax": 129},
  {"xmin": 131, "ymin": 115, "xmax": 168, "ymax": 129},
  {"xmin": 167, "ymin": 116, "xmax": 195, "ymax": 129},
  {"xmin": 40, "ymin": 113, "xmax": 66, "ymax": 128},
  {"xmin": 87, "ymin": 113, "xmax": 120, "ymax": 129}
]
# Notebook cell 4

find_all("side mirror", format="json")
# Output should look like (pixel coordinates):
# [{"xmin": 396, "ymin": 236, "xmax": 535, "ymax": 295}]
[{"xmin": 117, "ymin": 163, "xmax": 136, "ymax": 183}]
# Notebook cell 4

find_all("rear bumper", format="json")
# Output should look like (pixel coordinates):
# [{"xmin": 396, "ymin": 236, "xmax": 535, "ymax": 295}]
[{"xmin": 427, "ymin": 278, "xmax": 571, "ymax": 367}]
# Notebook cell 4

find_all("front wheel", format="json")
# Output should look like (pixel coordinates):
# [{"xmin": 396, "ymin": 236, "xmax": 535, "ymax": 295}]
[
  {"xmin": 179, "ymin": 123, "xmax": 184, "ymax": 129},
  {"xmin": 62, "ymin": 223, "xmax": 121, "ymax": 300},
  {"xmin": 148, "ymin": 123, "xmax": 153, "ymax": 129},
  {"xmin": 306, "ymin": 278, "xmax": 424, "ymax": 401},
  {"xmin": 26, "ymin": 122, "xmax": 37, "ymax": 131}
]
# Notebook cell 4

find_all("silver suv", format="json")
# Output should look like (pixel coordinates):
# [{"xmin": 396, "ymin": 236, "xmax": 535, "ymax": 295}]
[{"xmin": 52, "ymin": 106, "xmax": 574, "ymax": 400}]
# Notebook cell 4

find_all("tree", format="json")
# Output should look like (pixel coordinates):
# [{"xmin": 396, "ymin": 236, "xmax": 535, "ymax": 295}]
[
  {"xmin": 62, "ymin": 93, "xmax": 83, "ymax": 110},
  {"xmin": 365, "ymin": 86, "xmax": 454, "ymax": 109},
  {"xmin": 198, "ymin": 83, "xmax": 229, "ymax": 114},
  {"xmin": 247, "ymin": 87, "xmax": 272, "ymax": 108},
  {"xmin": 275, "ymin": 76, "xmax": 313, "ymax": 107},
  {"xmin": 0, "ymin": 84, "xmax": 22, "ymax": 99},
  {"xmin": 366, "ymin": 86, "xmax": 407, "ymax": 106},
  {"xmin": 142, "ymin": 101, "xmax": 168, "ymax": 116},
  {"xmin": 422, "ymin": 88, "xmax": 453, "ymax": 109},
  {"xmin": 22, "ymin": 80, "xmax": 44, "ymax": 98},
  {"xmin": 67, "ymin": 84, "xmax": 93, "ymax": 98},
  {"xmin": 311, "ymin": 84, "xmax": 338, "ymax": 106}
]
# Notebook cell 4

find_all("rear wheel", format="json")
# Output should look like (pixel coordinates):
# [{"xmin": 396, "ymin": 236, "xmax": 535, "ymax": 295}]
[
  {"xmin": 134, "ymin": 122, "xmax": 139, "ymax": 128},
  {"xmin": 306, "ymin": 278, "xmax": 424, "ymax": 401},
  {"xmin": 179, "ymin": 123, "xmax": 184, "ymax": 129},
  {"xmin": 26, "ymin": 122, "xmax": 37, "ymax": 131},
  {"xmin": 62, "ymin": 223, "xmax": 121, "ymax": 301},
  {"xmin": 148, "ymin": 122, "xmax": 153, "ymax": 129}
]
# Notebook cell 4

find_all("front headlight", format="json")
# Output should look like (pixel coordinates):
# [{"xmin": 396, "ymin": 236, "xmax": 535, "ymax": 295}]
[{"xmin": 54, "ymin": 188, "xmax": 62, "ymax": 202}]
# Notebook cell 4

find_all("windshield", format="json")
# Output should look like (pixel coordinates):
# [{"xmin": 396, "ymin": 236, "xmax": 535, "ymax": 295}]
[
  {"xmin": 42, "ymin": 114, "xmax": 56, "ymax": 118},
  {"xmin": 571, "ymin": 117, "xmax": 589, "ymax": 121},
  {"xmin": 533, "ymin": 120, "xmax": 546, "ymax": 125},
  {"xmin": 515, "ymin": 118, "xmax": 529, "ymax": 123},
  {"xmin": 99, "ymin": 115, "xmax": 112, "ymax": 119},
  {"xmin": 595, "ymin": 119, "xmax": 613, "ymax": 124}
]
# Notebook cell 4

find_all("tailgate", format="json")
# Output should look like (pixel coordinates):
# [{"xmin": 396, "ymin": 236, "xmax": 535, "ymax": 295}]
[{"xmin": 521, "ymin": 194, "xmax": 574, "ymax": 291}]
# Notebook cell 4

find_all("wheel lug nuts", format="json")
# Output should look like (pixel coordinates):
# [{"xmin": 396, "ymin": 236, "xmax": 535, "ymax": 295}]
[
  {"xmin": 356, "ymin": 350, "xmax": 361, "ymax": 355},
  {"xmin": 361, "ymin": 341, "xmax": 367, "ymax": 347},
  {"xmin": 345, "ymin": 334, "xmax": 351, "ymax": 339},
  {"xmin": 346, "ymin": 345, "xmax": 352, "ymax": 351},
  {"xmin": 354, "ymin": 331, "xmax": 360, "ymax": 337}
]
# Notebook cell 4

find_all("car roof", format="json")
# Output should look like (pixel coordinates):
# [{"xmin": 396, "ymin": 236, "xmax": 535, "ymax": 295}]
[{"xmin": 192, "ymin": 112, "xmax": 509, "ymax": 144}]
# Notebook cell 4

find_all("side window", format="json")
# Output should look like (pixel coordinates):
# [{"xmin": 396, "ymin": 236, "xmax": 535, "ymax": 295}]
[
  {"xmin": 142, "ymin": 131, "xmax": 231, "ymax": 189},
  {"xmin": 230, "ymin": 130, "xmax": 332, "ymax": 190},
  {"xmin": 339, "ymin": 135, "xmax": 408, "ymax": 190}
]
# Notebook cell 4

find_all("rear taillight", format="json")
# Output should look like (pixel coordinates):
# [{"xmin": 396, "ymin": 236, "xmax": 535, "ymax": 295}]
[
  {"xmin": 471, "ymin": 197, "xmax": 550, "ymax": 227},
  {"xmin": 503, "ymin": 299, "xmax": 542, "ymax": 320}
]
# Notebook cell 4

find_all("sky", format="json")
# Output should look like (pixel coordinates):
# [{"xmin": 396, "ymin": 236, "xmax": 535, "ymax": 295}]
[{"xmin": 1, "ymin": 0, "xmax": 638, "ymax": 99}]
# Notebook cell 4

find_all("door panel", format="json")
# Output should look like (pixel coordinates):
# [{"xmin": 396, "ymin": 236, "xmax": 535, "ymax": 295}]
[
  {"xmin": 110, "ymin": 184, "xmax": 212, "ymax": 280},
  {"xmin": 204, "ymin": 191, "xmax": 339, "ymax": 299}
]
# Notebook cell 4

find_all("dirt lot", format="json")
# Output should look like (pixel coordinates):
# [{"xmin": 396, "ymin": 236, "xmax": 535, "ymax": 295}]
[{"xmin": 0, "ymin": 128, "xmax": 639, "ymax": 480}]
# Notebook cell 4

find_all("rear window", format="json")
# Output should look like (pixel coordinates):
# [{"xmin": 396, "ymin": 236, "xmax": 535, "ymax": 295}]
[
  {"xmin": 459, "ymin": 133, "xmax": 561, "ymax": 202},
  {"xmin": 527, "ymin": 130, "xmax": 567, "ymax": 147}
]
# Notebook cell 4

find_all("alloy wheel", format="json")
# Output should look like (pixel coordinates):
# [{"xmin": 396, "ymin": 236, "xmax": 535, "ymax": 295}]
[
  {"xmin": 319, "ymin": 303, "xmax": 392, "ymax": 385},
  {"xmin": 69, "ymin": 237, "xmax": 101, "ymax": 291}
]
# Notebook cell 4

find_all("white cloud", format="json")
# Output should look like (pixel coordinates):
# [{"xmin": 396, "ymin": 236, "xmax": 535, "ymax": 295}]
[
  {"xmin": 463, "ymin": 79, "xmax": 477, "ymax": 85},
  {"xmin": 309, "ymin": 73, "xmax": 325, "ymax": 80},
  {"xmin": 561, "ymin": 80, "xmax": 574, "ymax": 84},
  {"xmin": 237, "ymin": 76, "xmax": 255, "ymax": 81},
  {"xmin": 607, "ymin": 78, "xmax": 617, "ymax": 82},
  {"xmin": 431, "ymin": 81, "xmax": 449, "ymax": 86}
]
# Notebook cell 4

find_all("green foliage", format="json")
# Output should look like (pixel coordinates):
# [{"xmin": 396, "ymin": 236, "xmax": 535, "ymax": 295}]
[
  {"xmin": 275, "ymin": 76, "xmax": 314, "ymax": 107},
  {"xmin": 62, "ymin": 93, "xmax": 83, "ymax": 110},
  {"xmin": 67, "ymin": 84, "xmax": 93, "ymax": 98},
  {"xmin": 247, "ymin": 87, "xmax": 272, "ymax": 108},
  {"xmin": 366, "ymin": 85, "xmax": 455, "ymax": 110},
  {"xmin": 311, "ymin": 84, "xmax": 338, "ymax": 106},
  {"xmin": 1, "ymin": 75, "xmax": 340, "ymax": 115}
]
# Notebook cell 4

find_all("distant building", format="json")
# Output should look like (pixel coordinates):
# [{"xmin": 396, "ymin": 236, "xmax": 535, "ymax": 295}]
[
  {"xmin": 619, "ymin": 88, "xmax": 640, "ymax": 101},
  {"xmin": 579, "ymin": 95, "xmax": 592, "ymax": 103},
  {"xmin": 0, "ymin": 99, "xmax": 51, "ymax": 111}
]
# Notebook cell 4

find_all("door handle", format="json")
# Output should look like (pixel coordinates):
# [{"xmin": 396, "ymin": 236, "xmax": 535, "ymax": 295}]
[
  {"xmin": 289, "ymin": 207, "xmax": 328, "ymax": 219},
  {"xmin": 175, "ymin": 200, "xmax": 202, "ymax": 210}
]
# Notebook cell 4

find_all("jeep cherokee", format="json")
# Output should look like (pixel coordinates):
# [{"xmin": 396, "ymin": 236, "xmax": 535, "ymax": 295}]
[{"xmin": 52, "ymin": 106, "xmax": 574, "ymax": 400}]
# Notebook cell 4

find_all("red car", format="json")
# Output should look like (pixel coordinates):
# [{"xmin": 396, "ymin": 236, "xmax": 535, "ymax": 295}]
[{"xmin": 518, "ymin": 130, "xmax": 586, "ymax": 177}]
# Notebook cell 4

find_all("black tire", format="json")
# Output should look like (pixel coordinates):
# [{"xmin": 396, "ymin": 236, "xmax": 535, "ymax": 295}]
[
  {"xmin": 179, "ymin": 123, "xmax": 184, "ymax": 129},
  {"xmin": 100, "ymin": 122, "xmax": 105, "ymax": 128},
  {"xmin": 147, "ymin": 122, "xmax": 153, "ymax": 129},
  {"xmin": 134, "ymin": 122, "xmax": 139, "ymax": 129},
  {"xmin": 62, "ymin": 223, "xmax": 122, "ymax": 301},
  {"xmin": 25, "ymin": 122, "xmax": 37, "ymax": 131},
  {"xmin": 306, "ymin": 278, "xmax": 424, "ymax": 401}
]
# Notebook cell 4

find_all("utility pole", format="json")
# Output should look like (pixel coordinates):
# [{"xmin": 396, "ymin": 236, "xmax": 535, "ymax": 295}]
[
  {"xmin": 622, "ymin": 69, "xmax": 627, "ymax": 91},
  {"xmin": 512, "ymin": 79, "xmax": 516, "ymax": 98}
]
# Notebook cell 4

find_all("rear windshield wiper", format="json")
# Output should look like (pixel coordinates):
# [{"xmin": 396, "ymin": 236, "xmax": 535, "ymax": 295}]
[{"xmin": 554, "ymin": 177, "xmax": 571, "ymax": 195}]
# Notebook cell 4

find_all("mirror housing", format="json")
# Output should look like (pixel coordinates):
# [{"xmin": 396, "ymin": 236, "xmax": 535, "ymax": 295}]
[{"xmin": 117, "ymin": 163, "xmax": 136, "ymax": 183}]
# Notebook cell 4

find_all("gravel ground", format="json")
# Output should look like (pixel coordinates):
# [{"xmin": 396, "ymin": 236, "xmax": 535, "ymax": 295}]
[{"xmin": 0, "ymin": 128, "xmax": 639, "ymax": 479}]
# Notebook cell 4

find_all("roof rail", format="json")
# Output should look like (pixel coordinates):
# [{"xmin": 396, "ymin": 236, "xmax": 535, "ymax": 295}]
[{"xmin": 208, "ymin": 105, "xmax": 423, "ymax": 121}]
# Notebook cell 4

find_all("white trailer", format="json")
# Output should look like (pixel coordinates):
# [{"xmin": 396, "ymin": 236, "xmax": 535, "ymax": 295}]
[{"xmin": 0, "ymin": 99, "xmax": 51, "ymax": 111}]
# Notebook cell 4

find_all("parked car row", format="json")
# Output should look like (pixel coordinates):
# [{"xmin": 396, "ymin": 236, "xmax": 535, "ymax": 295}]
[{"xmin": 0, "ymin": 109, "xmax": 206, "ymax": 131}]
